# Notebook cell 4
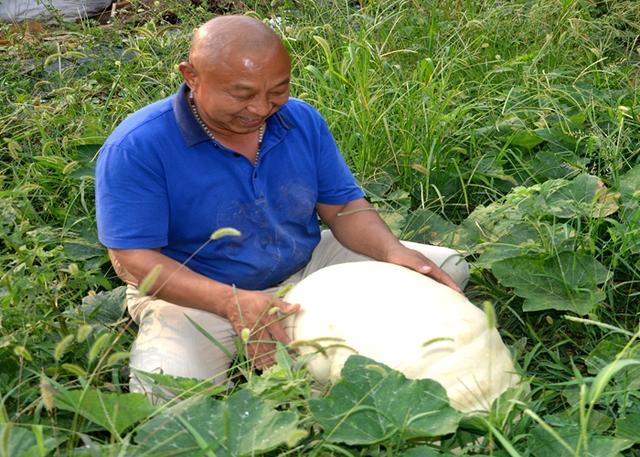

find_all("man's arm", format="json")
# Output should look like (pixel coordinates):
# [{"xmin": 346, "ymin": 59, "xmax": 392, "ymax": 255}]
[
  {"xmin": 109, "ymin": 248, "xmax": 299, "ymax": 368},
  {"xmin": 316, "ymin": 198, "xmax": 462, "ymax": 293}
]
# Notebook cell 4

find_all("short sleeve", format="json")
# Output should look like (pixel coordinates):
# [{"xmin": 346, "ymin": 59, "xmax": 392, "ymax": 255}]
[
  {"xmin": 95, "ymin": 143, "xmax": 169, "ymax": 249},
  {"xmin": 313, "ymin": 114, "xmax": 365, "ymax": 204}
]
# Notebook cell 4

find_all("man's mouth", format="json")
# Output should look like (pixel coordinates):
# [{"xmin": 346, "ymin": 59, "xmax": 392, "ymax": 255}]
[{"xmin": 238, "ymin": 117, "xmax": 263, "ymax": 128}]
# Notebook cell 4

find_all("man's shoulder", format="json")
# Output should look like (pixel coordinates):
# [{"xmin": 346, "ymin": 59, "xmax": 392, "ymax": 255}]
[
  {"xmin": 104, "ymin": 96, "xmax": 176, "ymax": 147},
  {"xmin": 280, "ymin": 97, "xmax": 323, "ymax": 119}
]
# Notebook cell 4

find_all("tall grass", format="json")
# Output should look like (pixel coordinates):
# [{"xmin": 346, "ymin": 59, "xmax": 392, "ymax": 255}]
[{"xmin": 0, "ymin": 0, "xmax": 638, "ymax": 455}]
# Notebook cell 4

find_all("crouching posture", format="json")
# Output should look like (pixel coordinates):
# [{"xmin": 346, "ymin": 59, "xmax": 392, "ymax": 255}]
[
  {"xmin": 285, "ymin": 261, "xmax": 519, "ymax": 413},
  {"xmin": 95, "ymin": 15, "xmax": 469, "ymax": 396}
]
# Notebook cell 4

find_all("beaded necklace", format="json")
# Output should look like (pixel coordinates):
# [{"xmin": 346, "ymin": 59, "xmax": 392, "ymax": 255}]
[{"xmin": 188, "ymin": 92, "xmax": 266, "ymax": 163}]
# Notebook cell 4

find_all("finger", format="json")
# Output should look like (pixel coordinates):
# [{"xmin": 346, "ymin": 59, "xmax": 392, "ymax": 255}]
[
  {"xmin": 424, "ymin": 266, "xmax": 462, "ymax": 293},
  {"xmin": 266, "ymin": 318, "xmax": 291, "ymax": 345},
  {"xmin": 249, "ymin": 342, "xmax": 276, "ymax": 369},
  {"xmin": 274, "ymin": 300, "xmax": 300, "ymax": 314}
]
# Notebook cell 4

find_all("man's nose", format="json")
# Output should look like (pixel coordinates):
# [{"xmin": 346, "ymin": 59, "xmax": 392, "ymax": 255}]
[{"xmin": 247, "ymin": 95, "xmax": 271, "ymax": 117}]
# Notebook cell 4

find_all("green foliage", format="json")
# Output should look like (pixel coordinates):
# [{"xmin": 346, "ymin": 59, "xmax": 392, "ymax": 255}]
[
  {"xmin": 309, "ymin": 355, "xmax": 461, "ymax": 445},
  {"xmin": 0, "ymin": 0, "xmax": 638, "ymax": 455},
  {"xmin": 0, "ymin": 424, "xmax": 58, "ymax": 457},
  {"xmin": 133, "ymin": 389, "xmax": 303, "ymax": 456},
  {"xmin": 53, "ymin": 383, "xmax": 155, "ymax": 435},
  {"xmin": 492, "ymin": 252, "xmax": 608, "ymax": 314}
]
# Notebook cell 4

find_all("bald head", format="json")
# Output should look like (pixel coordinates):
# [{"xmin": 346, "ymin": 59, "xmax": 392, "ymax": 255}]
[
  {"xmin": 189, "ymin": 15, "xmax": 286, "ymax": 70},
  {"xmin": 178, "ymin": 15, "xmax": 291, "ymax": 138}
]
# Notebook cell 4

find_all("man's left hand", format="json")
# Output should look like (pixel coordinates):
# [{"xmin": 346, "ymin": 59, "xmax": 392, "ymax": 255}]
[{"xmin": 384, "ymin": 245, "xmax": 462, "ymax": 293}]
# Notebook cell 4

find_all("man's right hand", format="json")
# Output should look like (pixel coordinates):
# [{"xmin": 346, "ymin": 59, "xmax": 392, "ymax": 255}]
[
  {"xmin": 108, "ymin": 248, "xmax": 301, "ymax": 369},
  {"xmin": 224, "ymin": 290, "xmax": 300, "ymax": 369}
]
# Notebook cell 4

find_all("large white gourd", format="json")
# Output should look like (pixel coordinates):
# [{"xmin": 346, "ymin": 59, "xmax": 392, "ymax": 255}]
[{"xmin": 284, "ymin": 261, "xmax": 519, "ymax": 413}]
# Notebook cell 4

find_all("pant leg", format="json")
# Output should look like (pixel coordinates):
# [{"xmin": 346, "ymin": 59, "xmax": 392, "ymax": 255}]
[
  {"xmin": 282, "ymin": 230, "xmax": 469, "ymax": 290},
  {"xmin": 126, "ymin": 286, "xmax": 236, "ymax": 398}
]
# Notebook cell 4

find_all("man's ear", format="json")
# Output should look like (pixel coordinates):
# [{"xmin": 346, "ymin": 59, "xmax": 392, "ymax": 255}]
[{"xmin": 178, "ymin": 61, "xmax": 197, "ymax": 90}]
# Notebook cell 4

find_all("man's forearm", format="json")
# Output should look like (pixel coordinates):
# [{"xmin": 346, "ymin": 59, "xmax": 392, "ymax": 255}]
[
  {"xmin": 316, "ymin": 199, "xmax": 403, "ymax": 261},
  {"xmin": 109, "ymin": 248, "xmax": 235, "ymax": 318}
]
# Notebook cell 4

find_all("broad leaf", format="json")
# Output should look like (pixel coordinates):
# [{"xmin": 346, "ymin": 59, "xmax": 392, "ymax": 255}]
[
  {"xmin": 619, "ymin": 164, "xmax": 640, "ymax": 200},
  {"xmin": 528, "ymin": 425, "xmax": 633, "ymax": 457},
  {"xmin": 534, "ymin": 127, "xmax": 578, "ymax": 151},
  {"xmin": 402, "ymin": 209, "xmax": 457, "ymax": 244},
  {"xmin": 63, "ymin": 240, "xmax": 105, "ymax": 261},
  {"xmin": 492, "ymin": 251, "xmax": 608, "ymax": 314},
  {"xmin": 543, "ymin": 174, "xmax": 618, "ymax": 218},
  {"xmin": 585, "ymin": 336, "xmax": 640, "ymax": 387},
  {"xmin": 615, "ymin": 413, "xmax": 640, "ymax": 442},
  {"xmin": 400, "ymin": 446, "xmax": 450, "ymax": 457},
  {"xmin": 68, "ymin": 144, "xmax": 100, "ymax": 179},
  {"xmin": 509, "ymin": 129, "xmax": 545, "ymax": 149},
  {"xmin": 130, "ymin": 369, "xmax": 228, "ymax": 400},
  {"xmin": 0, "ymin": 424, "xmax": 58, "ymax": 457},
  {"xmin": 619, "ymin": 164, "xmax": 640, "ymax": 223},
  {"xmin": 476, "ymin": 223, "xmax": 575, "ymax": 268},
  {"xmin": 77, "ymin": 286, "xmax": 127, "ymax": 326},
  {"xmin": 309, "ymin": 355, "xmax": 461, "ymax": 445},
  {"xmin": 54, "ymin": 386, "xmax": 155, "ymax": 434},
  {"xmin": 527, "ymin": 150, "xmax": 586, "ymax": 180},
  {"xmin": 134, "ymin": 389, "xmax": 301, "ymax": 456}
]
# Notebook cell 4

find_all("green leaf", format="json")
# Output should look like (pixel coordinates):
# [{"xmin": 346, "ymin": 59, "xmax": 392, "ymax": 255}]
[
  {"xmin": 533, "ymin": 127, "xmax": 578, "ymax": 150},
  {"xmin": 509, "ymin": 130, "xmax": 544, "ymax": 149},
  {"xmin": 76, "ymin": 286, "xmax": 127, "ymax": 327},
  {"xmin": 588, "ymin": 359, "xmax": 640, "ymax": 405},
  {"xmin": 68, "ymin": 144, "xmax": 100, "ymax": 179},
  {"xmin": 477, "ymin": 223, "xmax": 543, "ymax": 268},
  {"xmin": 54, "ymin": 387, "xmax": 155, "ymax": 435},
  {"xmin": 63, "ymin": 239, "xmax": 104, "ymax": 261},
  {"xmin": 615, "ymin": 413, "xmax": 640, "ymax": 442},
  {"xmin": 584, "ymin": 336, "xmax": 637, "ymax": 375},
  {"xmin": 0, "ymin": 424, "xmax": 57, "ymax": 457},
  {"xmin": 400, "ymin": 446, "xmax": 446, "ymax": 457},
  {"xmin": 492, "ymin": 251, "xmax": 609, "ymax": 314},
  {"xmin": 402, "ymin": 208, "xmax": 456, "ymax": 244},
  {"xmin": 528, "ymin": 425, "xmax": 633, "ymax": 457},
  {"xmin": 134, "ymin": 389, "xmax": 301, "ymax": 456},
  {"xmin": 129, "ymin": 369, "xmax": 227, "ymax": 399},
  {"xmin": 309, "ymin": 355, "xmax": 461, "ymax": 445},
  {"xmin": 402, "ymin": 208, "xmax": 478, "ymax": 252},
  {"xmin": 527, "ymin": 150, "xmax": 585, "ymax": 180},
  {"xmin": 618, "ymin": 164, "xmax": 640, "ymax": 221},
  {"xmin": 362, "ymin": 171, "xmax": 394, "ymax": 198},
  {"xmin": 477, "ymin": 222, "xmax": 578, "ymax": 268},
  {"xmin": 619, "ymin": 164, "xmax": 640, "ymax": 200},
  {"xmin": 543, "ymin": 174, "xmax": 618, "ymax": 218}
]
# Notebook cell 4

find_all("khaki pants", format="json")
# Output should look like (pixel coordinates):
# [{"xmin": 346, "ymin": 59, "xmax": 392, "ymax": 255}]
[{"xmin": 127, "ymin": 231, "xmax": 469, "ymax": 395}]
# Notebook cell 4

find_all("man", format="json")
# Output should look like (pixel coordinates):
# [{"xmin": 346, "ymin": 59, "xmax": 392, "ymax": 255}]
[{"xmin": 96, "ymin": 15, "xmax": 468, "ymax": 393}]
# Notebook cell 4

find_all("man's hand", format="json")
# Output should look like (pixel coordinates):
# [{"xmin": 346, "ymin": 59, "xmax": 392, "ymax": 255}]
[
  {"xmin": 384, "ymin": 245, "xmax": 462, "ymax": 293},
  {"xmin": 224, "ymin": 290, "xmax": 300, "ymax": 369},
  {"xmin": 317, "ymin": 199, "xmax": 464, "ymax": 294}
]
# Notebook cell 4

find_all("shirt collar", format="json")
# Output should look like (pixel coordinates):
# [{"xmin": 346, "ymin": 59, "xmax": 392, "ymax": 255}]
[
  {"xmin": 172, "ymin": 82, "xmax": 295, "ymax": 148},
  {"xmin": 173, "ymin": 83, "xmax": 209, "ymax": 147}
]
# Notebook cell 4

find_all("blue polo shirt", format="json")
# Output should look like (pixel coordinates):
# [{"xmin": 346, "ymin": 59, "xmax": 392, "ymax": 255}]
[{"xmin": 96, "ymin": 84, "xmax": 364, "ymax": 290}]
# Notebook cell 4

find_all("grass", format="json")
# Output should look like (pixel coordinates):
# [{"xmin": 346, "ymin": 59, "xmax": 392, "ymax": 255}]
[{"xmin": 0, "ymin": 0, "xmax": 639, "ymax": 455}]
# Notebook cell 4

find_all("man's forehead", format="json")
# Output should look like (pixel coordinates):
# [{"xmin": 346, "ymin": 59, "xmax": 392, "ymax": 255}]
[{"xmin": 228, "ymin": 77, "xmax": 290, "ymax": 91}]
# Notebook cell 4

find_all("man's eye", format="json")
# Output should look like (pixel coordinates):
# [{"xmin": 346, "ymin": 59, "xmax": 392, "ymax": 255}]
[{"xmin": 231, "ymin": 93, "xmax": 253, "ymax": 100}]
